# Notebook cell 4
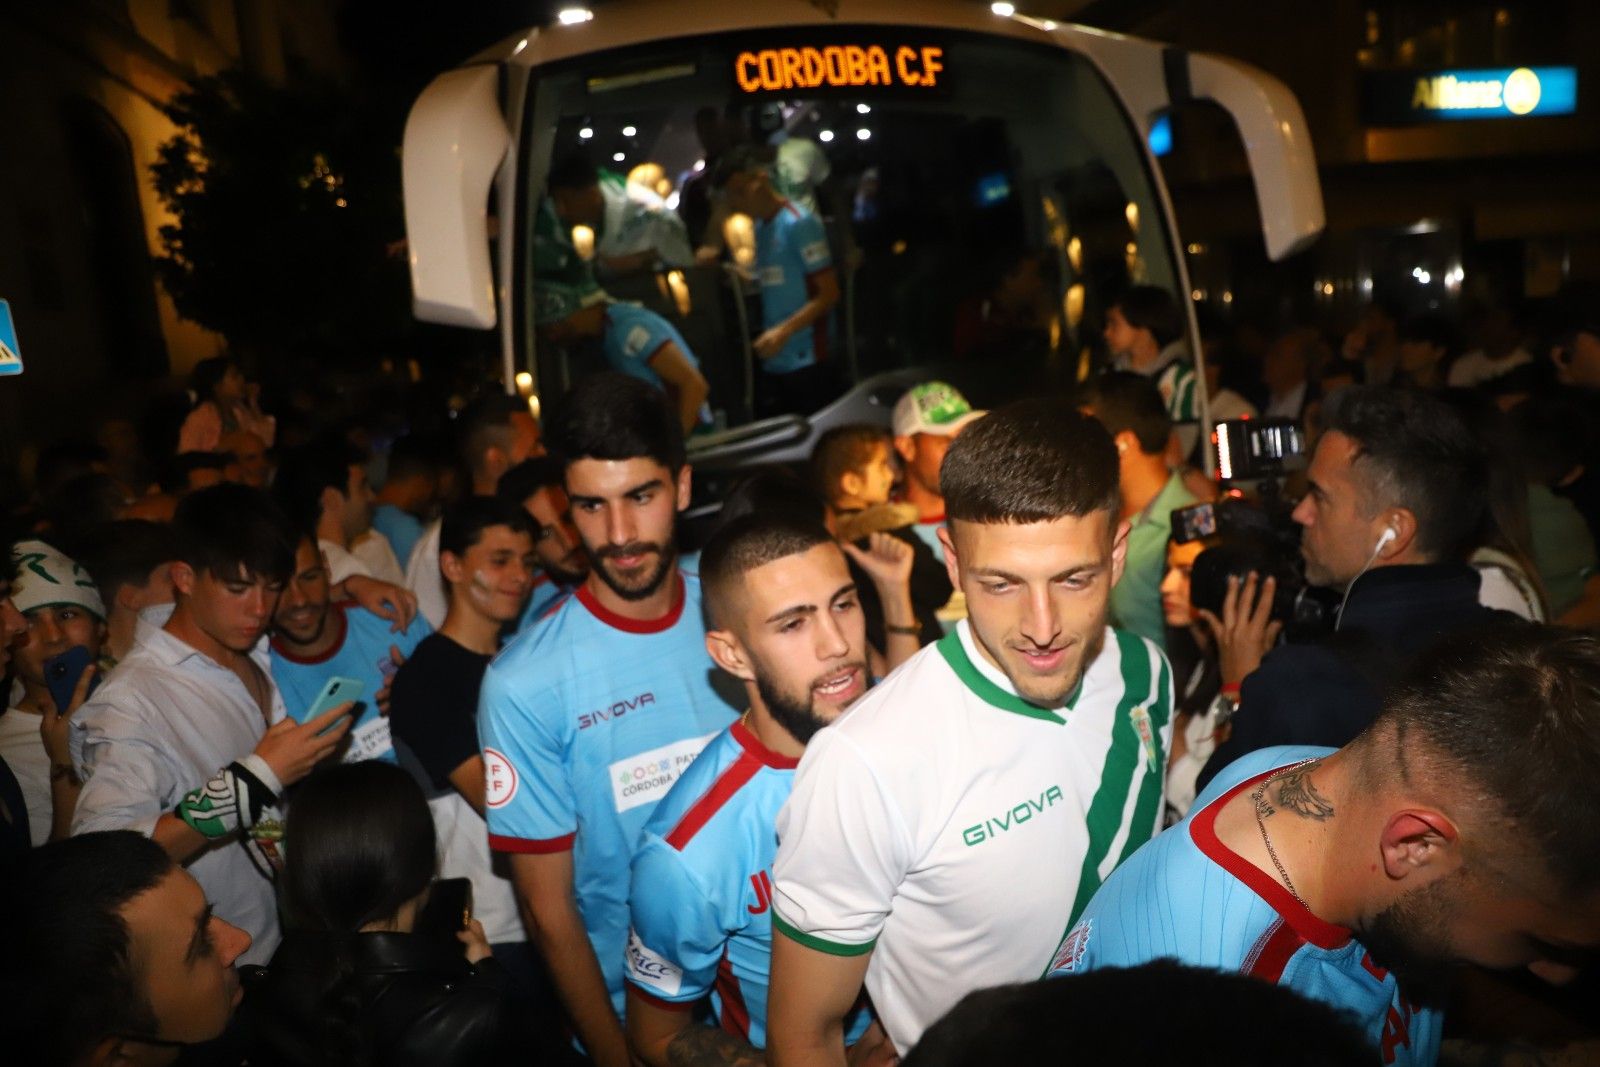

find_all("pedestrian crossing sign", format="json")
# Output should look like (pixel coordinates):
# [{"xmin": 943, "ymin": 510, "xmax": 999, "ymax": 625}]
[{"xmin": 0, "ymin": 300, "xmax": 21, "ymax": 377}]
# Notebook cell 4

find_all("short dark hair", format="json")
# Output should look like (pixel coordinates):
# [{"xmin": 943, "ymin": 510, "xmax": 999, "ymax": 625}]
[
  {"xmin": 382, "ymin": 434, "xmax": 440, "ymax": 485},
  {"xmin": 497, "ymin": 455, "xmax": 567, "ymax": 507},
  {"xmin": 547, "ymin": 372, "xmax": 685, "ymax": 473},
  {"xmin": 456, "ymin": 393, "xmax": 529, "ymax": 475},
  {"xmin": 172, "ymin": 483, "xmax": 297, "ymax": 584},
  {"xmin": 188, "ymin": 355, "xmax": 236, "ymax": 403},
  {"xmin": 75, "ymin": 520, "xmax": 174, "ymax": 606},
  {"xmin": 718, "ymin": 470, "xmax": 828, "ymax": 529},
  {"xmin": 942, "ymin": 399, "xmax": 1119, "ymax": 525},
  {"xmin": 547, "ymin": 149, "xmax": 599, "ymax": 192},
  {"xmin": 272, "ymin": 437, "xmax": 366, "ymax": 534},
  {"xmin": 1321, "ymin": 386, "xmax": 1486, "ymax": 560},
  {"xmin": 709, "ymin": 142, "xmax": 769, "ymax": 189},
  {"xmin": 1110, "ymin": 285, "xmax": 1183, "ymax": 347},
  {"xmin": 699, "ymin": 511, "xmax": 835, "ymax": 628},
  {"xmin": 810, "ymin": 425, "xmax": 889, "ymax": 503},
  {"xmin": 0, "ymin": 831, "xmax": 175, "ymax": 1062},
  {"xmin": 282, "ymin": 761, "xmax": 436, "ymax": 932},
  {"xmin": 440, "ymin": 495, "xmax": 534, "ymax": 561},
  {"xmin": 1080, "ymin": 371, "xmax": 1172, "ymax": 455},
  {"xmin": 902, "ymin": 963, "xmax": 1370, "ymax": 1067},
  {"xmin": 1371, "ymin": 624, "xmax": 1600, "ymax": 894},
  {"xmin": 39, "ymin": 474, "xmax": 129, "ymax": 558}
]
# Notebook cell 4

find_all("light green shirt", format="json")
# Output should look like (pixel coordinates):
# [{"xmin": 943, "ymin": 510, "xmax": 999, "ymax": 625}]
[{"xmin": 1110, "ymin": 471, "xmax": 1200, "ymax": 650}]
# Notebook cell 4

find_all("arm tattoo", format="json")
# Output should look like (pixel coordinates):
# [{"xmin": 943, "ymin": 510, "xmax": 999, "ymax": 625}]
[
  {"xmin": 1272, "ymin": 763, "xmax": 1335, "ymax": 821},
  {"xmin": 666, "ymin": 1025, "xmax": 766, "ymax": 1067}
]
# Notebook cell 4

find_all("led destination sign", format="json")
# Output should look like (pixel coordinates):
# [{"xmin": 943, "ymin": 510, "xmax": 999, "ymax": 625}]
[
  {"xmin": 735, "ymin": 43, "xmax": 946, "ymax": 93},
  {"xmin": 1362, "ymin": 66, "xmax": 1578, "ymax": 125}
]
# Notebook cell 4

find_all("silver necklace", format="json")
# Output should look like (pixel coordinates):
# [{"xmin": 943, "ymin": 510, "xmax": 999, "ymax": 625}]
[{"xmin": 1249, "ymin": 758, "xmax": 1320, "ymax": 909}]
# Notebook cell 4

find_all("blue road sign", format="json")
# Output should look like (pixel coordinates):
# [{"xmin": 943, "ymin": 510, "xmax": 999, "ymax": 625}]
[{"xmin": 0, "ymin": 300, "xmax": 21, "ymax": 377}]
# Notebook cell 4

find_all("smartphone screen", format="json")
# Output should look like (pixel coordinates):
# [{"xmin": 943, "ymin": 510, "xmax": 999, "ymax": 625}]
[{"xmin": 43, "ymin": 646, "xmax": 99, "ymax": 715}]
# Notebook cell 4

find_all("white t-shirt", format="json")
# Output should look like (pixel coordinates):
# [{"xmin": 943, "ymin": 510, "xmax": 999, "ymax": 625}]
[
  {"xmin": 404, "ymin": 520, "xmax": 448, "ymax": 631},
  {"xmin": 428, "ymin": 790, "xmax": 523, "ymax": 945},
  {"xmin": 351, "ymin": 528, "xmax": 406, "ymax": 586},
  {"xmin": 772, "ymin": 620, "xmax": 1173, "ymax": 1053},
  {"xmin": 0, "ymin": 706, "xmax": 51, "ymax": 846},
  {"xmin": 1447, "ymin": 346, "xmax": 1533, "ymax": 388}
]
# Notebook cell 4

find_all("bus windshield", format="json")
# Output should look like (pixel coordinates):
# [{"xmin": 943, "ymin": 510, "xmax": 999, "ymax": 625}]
[{"xmin": 518, "ymin": 26, "xmax": 1182, "ymax": 430}]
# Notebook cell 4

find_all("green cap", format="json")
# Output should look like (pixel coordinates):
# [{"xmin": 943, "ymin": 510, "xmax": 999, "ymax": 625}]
[{"xmin": 893, "ymin": 381, "xmax": 985, "ymax": 437}]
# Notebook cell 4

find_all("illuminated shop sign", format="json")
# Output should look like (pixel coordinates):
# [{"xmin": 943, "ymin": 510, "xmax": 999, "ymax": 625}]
[
  {"xmin": 734, "ymin": 44, "xmax": 945, "ymax": 93},
  {"xmin": 1362, "ymin": 66, "xmax": 1578, "ymax": 126}
]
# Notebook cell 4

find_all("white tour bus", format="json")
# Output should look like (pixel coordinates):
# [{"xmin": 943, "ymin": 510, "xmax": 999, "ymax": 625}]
[{"xmin": 401, "ymin": 0, "xmax": 1322, "ymax": 477}]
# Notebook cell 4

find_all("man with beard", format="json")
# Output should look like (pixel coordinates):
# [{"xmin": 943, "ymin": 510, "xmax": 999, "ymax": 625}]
[
  {"xmin": 268, "ymin": 533, "xmax": 431, "ymax": 764},
  {"xmin": 768, "ymin": 400, "xmax": 1175, "ymax": 1062},
  {"xmin": 1047, "ymin": 624, "xmax": 1600, "ymax": 1065},
  {"xmin": 623, "ymin": 513, "xmax": 910, "ymax": 1066},
  {"xmin": 497, "ymin": 455, "xmax": 590, "ymax": 632},
  {"xmin": 479, "ymin": 373, "xmax": 740, "ymax": 1067}
]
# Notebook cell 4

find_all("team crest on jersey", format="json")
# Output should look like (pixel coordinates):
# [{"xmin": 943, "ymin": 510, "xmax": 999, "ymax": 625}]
[
  {"xmin": 760, "ymin": 265, "xmax": 785, "ymax": 287},
  {"xmin": 1130, "ymin": 705, "xmax": 1159, "ymax": 771},
  {"xmin": 484, "ymin": 748, "xmax": 519, "ymax": 809},
  {"xmin": 626, "ymin": 928, "xmax": 685, "ymax": 995},
  {"xmin": 1050, "ymin": 919, "xmax": 1093, "ymax": 974}
]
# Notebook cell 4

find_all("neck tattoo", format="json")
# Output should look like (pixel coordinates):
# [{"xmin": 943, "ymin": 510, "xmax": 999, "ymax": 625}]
[{"xmin": 1250, "ymin": 758, "xmax": 1329, "ymax": 909}]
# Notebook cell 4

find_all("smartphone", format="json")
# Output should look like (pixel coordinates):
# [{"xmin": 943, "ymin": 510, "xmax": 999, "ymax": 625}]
[
  {"xmin": 298, "ymin": 676, "xmax": 365, "ymax": 732},
  {"xmin": 1171, "ymin": 501, "xmax": 1218, "ymax": 545},
  {"xmin": 43, "ymin": 646, "xmax": 100, "ymax": 715},
  {"xmin": 415, "ymin": 877, "xmax": 473, "ymax": 937}
]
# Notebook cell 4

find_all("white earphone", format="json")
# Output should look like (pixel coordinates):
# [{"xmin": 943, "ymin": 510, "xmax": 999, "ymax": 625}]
[{"xmin": 1374, "ymin": 526, "xmax": 1397, "ymax": 553}]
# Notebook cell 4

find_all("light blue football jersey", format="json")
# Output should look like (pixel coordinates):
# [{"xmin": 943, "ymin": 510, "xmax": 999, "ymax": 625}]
[
  {"xmin": 269, "ymin": 603, "xmax": 431, "ymax": 763},
  {"xmin": 625, "ymin": 721, "xmax": 871, "ymax": 1048},
  {"xmin": 1047, "ymin": 745, "xmax": 1443, "ymax": 1065},
  {"xmin": 515, "ymin": 572, "xmax": 575, "ymax": 635},
  {"xmin": 479, "ymin": 572, "xmax": 739, "ymax": 1016},
  {"xmin": 601, "ymin": 304, "xmax": 711, "ymax": 427},
  {"xmin": 755, "ymin": 201, "xmax": 832, "ymax": 375}
]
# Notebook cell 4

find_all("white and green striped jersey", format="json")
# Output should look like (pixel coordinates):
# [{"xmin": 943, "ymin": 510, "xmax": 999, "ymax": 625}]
[
  {"xmin": 1157, "ymin": 358, "xmax": 1199, "ymax": 425},
  {"xmin": 772, "ymin": 619, "xmax": 1172, "ymax": 1054}
]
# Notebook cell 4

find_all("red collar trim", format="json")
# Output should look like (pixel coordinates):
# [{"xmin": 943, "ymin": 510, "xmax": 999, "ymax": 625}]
[
  {"xmin": 1188, "ymin": 765, "xmax": 1352, "ymax": 951},
  {"xmin": 269, "ymin": 602, "xmax": 348, "ymax": 665},
  {"xmin": 780, "ymin": 198, "xmax": 800, "ymax": 219},
  {"xmin": 576, "ymin": 572, "xmax": 686, "ymax": 634},
  {"xmin": 919, "ymin": 513, "xmax": 945, "ymax": 525},
  {"xmin": 731, "ymin": 718, "xmax": 800, "ymax": 769}
]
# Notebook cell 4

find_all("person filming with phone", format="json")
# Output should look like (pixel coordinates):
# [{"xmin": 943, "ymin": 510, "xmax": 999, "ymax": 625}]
[
  {"xmin": 71, "ymin": 484, "xmax": 356, "ymax": 965},
  {"xmin": 246, "ymin": 760, "xmax": 524, "ymax": 1067},
  {"xmin": 1, "ymin": 540, "xmax": 107, "ymax": 844}
]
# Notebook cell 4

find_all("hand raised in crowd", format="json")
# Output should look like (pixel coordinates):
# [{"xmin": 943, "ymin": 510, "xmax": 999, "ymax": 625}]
[
  {"xmin": 1195, "ymin": 572, "xmax": 1283, "ymax": 687},
  {"xmin": 253, "ymin": 702, "xmax": 355, "ymax": 786},
  {"xmin": 39, "ymin": 664, "xmax": 98, "ymax": 770},
  {"xmin": 344, "ymin": 574, "xmax": 418, "ymax": 633},
  {"xmin": 841, "ymin": 531, "xmax": 915, "ymax": 593},
  {"xmin": 458, "ymin": 917, "xmax": 494, "ymax": 965},
  {"xmin": 374, "ymin": 644, "xmax": 406, "ymax": 716}
]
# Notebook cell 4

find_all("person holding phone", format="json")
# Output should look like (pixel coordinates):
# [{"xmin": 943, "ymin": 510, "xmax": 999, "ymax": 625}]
[
  {"xmin": 0, "ymin": 540, "xmax": 107, "ymax": 845},
  {"xmin": 72, "ymin": 485, "xmax": 355, "ymax": 965},
  {"xmin": 247, "ymin": 760, "xmax": 522, "ymax": 1066}
]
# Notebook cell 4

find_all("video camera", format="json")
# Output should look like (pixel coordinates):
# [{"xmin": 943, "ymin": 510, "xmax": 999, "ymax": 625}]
[{"xmin": 1170, "ymin": 418, "xmax": 1336, "ymax": 637}]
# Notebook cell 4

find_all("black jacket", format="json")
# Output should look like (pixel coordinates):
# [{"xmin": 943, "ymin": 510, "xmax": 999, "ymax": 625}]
[
  {"xmin": 1197, "ymin": 563, "xmax": 1518, "ymax": 792},
  {"xmin": 245, "ymin": 931, "xmax": 515, "ymax": 1067}
]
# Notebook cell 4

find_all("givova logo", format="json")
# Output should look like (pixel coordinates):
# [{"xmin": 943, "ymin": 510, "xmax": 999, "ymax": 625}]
[{"xmin": 961, "ymin": 785, "xmax": 1065, "ymax": 846}]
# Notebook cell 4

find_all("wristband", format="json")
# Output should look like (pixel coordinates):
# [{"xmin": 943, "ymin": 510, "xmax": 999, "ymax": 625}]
[
  {"xmin": 175, "ymin": 757, "xmax": 281, "ymax": 840},
  {"xmin": 1219, "ymin": 682, "xmax": 1242, "ymax": 697}
]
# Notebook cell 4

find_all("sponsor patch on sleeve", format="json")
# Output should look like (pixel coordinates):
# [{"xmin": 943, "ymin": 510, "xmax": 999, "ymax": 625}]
[
  {"xmin": 623, "ymin": 324, "xmax": 652, "ymax": 358},
  {"xmin": 484, "ymin": 748, "xmax": 519, "ymax": 809},
  {"xmin": 1049, "ymin": 918, "xmax": 1093, "ymax": 975},
  {"xmin": 626, "ymin": 927, "xmax": 685, "ymax": 995},
  {"xmin": 800, "ymin": 240, "xmax": 830, "ymax": 268}
]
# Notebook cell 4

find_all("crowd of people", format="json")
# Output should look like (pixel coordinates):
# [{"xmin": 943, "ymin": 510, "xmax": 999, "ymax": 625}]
[{"xmin": 2, "ymin": 276, "xmax": 1600, "ymax": 1067}]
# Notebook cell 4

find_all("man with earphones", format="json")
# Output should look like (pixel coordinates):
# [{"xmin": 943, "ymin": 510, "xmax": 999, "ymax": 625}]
[{"xmin": 1197, "ymin": 386, "xmax": 1516, "ymax": 792}]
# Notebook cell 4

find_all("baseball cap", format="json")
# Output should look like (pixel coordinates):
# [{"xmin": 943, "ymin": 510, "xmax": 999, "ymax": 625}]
[
  {"xmin": 893, "ymin": 381, "xmax": 986, "ymax": 438},
  {"xmin": 534, "ymin": 282, "xmax": 608, "ymax": 326},
  {"xmin": 10, "ymin": 540, "xmax": 105, "ymax": 620}
]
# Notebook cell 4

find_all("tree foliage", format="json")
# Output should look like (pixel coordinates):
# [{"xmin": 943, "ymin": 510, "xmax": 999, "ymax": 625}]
[{"xmin": 151, "ymin": 71, "xmax": 413, "ymax": 366}]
